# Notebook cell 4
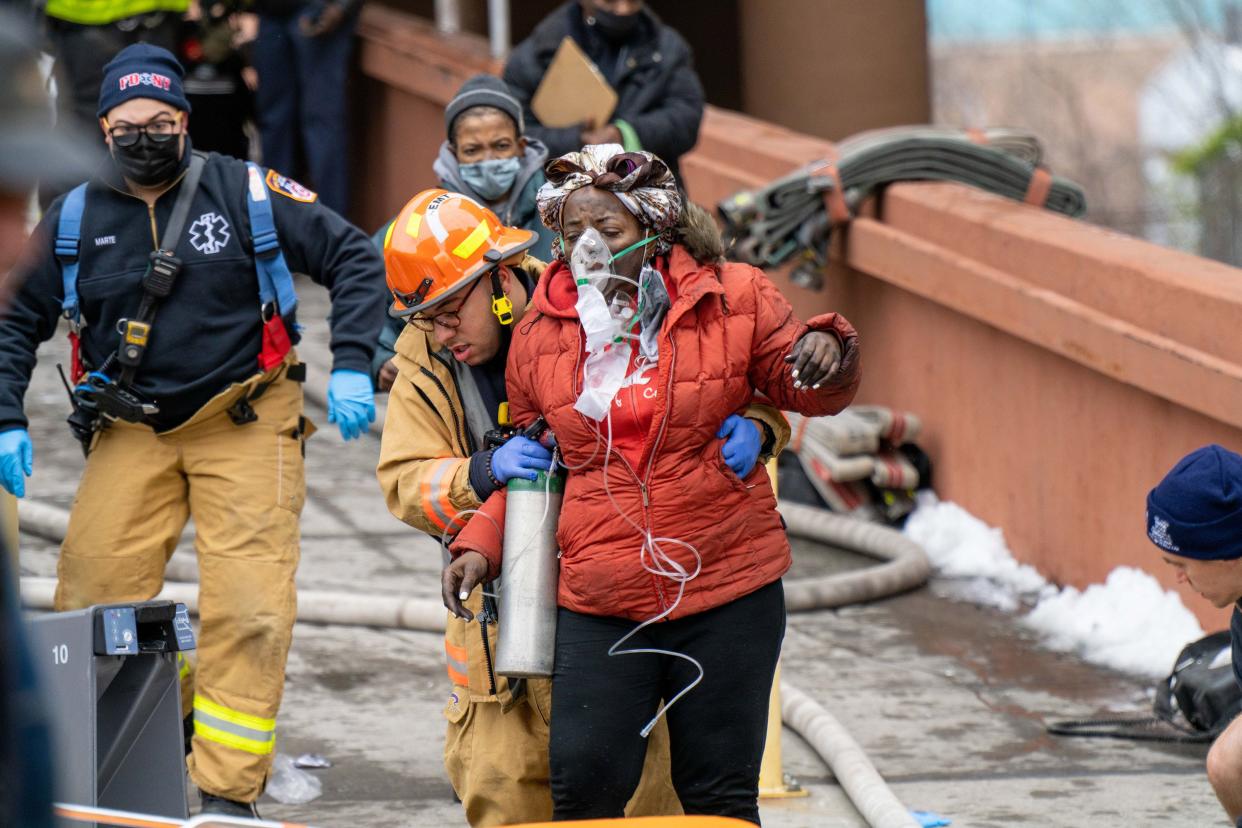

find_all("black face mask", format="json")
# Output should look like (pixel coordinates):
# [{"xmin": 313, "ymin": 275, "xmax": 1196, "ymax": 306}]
[
  {"xmin": 111, "ymin": 133, "xmax": 183, "ymax": 187},
  {"xmin": 588, "ymin": 8, "xmax": 641, "ymax": 43}
]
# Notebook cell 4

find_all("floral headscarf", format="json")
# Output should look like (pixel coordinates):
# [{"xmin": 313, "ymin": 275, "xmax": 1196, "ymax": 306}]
[{"xmin": 536, "ymin": 143, "xmax": 682, "ymax": 258}]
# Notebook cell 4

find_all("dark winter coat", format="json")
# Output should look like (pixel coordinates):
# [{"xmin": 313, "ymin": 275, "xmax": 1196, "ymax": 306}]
[{"xmin": 502, "ymin": 1, "xmax": 705, "ymax": 183}]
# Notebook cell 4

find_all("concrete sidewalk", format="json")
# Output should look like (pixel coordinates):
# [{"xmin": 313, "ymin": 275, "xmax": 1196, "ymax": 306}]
[{"xmin": 15, "ymin": 286, "xmax": 1224, "ymax": 827}]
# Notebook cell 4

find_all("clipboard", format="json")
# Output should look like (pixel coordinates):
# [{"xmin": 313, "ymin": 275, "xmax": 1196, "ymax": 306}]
[{"xmin": 530, "ymin": 36, "xmax": 618, "ymax": 129}]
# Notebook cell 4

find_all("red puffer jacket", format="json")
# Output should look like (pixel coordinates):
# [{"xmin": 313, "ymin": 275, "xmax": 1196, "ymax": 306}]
[{"xmin": 452, "ymin": 245, "xmax": 860, "ymax": 622}]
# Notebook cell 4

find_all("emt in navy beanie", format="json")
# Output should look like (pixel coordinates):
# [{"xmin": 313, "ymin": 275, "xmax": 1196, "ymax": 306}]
[
  {"xmin": 95, "ymin": 44, "xmax": 191, "ymax": 188},
  {"xmin": 1148, "ymin": 446, "xmax": 1242, "ymax": 828},
  {"xmin": 97, "ymin": 44, "xmax": 190, "ymax": 119}
]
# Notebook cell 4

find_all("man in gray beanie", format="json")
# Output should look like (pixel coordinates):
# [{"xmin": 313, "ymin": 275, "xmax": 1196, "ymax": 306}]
[{"xmin": 1148, "ymin": 444, "xmax": 1242, "ymax": 827}]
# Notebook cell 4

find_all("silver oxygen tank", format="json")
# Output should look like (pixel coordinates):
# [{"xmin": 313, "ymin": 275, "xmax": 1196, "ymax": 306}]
[{"xmin": 495, "ymin": 467, "xmax": 564, "ymax": 677}]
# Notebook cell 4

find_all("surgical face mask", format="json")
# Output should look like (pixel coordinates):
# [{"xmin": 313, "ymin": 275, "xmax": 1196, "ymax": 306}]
[
  {"xmin": 460, "ymin": 156, "xmax": 521, "ymax": 201},
  {"xmin": 111, "ymin": 133, "xmax": 183, "ymax": 187},
  {"xmin": 588, "ymin": 7, "xmax": 641, "ymax": 42}
]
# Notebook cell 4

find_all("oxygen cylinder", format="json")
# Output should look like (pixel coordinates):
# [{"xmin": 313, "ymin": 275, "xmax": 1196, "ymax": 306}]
[{"xmin": 495, "ymin": 468, "xmax": 564, "ymax": 677}]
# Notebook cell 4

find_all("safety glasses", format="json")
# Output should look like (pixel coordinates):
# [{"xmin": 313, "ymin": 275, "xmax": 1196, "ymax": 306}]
[{"xmin": 105, "ymin": 116, "xmax": 182, "ymax": 148}]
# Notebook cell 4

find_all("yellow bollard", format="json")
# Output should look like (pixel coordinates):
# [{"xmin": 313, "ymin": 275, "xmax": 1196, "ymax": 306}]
[
  {"xmin": 758, "ymin": 457, "xmax": 807, "ymax": 799},
  {"xmin": 1, "ymin": 490, "xmax": 17, "ymax": 561}
]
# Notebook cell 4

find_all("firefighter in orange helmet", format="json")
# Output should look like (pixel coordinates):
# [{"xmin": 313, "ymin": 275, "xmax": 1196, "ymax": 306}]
[{"xmin": 376, "ymin": 189, "xmax": 688, "ymax": 825}]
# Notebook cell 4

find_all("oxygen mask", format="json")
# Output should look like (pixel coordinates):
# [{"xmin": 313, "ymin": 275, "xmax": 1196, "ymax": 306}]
[
  {"xmin": 570, "ymin": 228, "xmax": 659, "ymax": 421},
  {"xmin": 571, "ymin": 228, "xmax": 639, "ymax": 352}
]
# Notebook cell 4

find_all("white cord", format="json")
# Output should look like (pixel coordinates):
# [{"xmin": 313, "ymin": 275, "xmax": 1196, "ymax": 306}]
[{"xmin": 599, "ymin": 404, "xmax": 704, "ymax": 738}]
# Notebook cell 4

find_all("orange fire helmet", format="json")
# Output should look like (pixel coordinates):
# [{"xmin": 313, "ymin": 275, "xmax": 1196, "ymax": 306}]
[{"xmin": 383, "ymin": 188, "xmax": 537, "ymax": 322}]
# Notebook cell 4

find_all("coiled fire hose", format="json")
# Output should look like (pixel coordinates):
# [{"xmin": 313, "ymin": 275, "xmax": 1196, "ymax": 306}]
[
  {"xmin": 718, "ymin": 124, "xmax": 1087, "ymax": 290},
  {"xmin": 18, "ymin": 497, "xmax": 929, "ymax": 828}
]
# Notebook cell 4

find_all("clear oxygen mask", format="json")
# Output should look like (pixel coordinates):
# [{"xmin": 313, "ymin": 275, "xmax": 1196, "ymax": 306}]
[
  {"xmin": 571, "ymin": 228, "xmax": 648, "ymax": 420},
  {"xmin": 570, "ymin": 228, "xmax": 641, "ymax": 354}
]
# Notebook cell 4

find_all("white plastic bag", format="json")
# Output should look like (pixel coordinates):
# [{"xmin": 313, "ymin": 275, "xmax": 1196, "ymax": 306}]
[{"xmin": 265, "ymin": 753, "xmax": 323, "ymax": 804}]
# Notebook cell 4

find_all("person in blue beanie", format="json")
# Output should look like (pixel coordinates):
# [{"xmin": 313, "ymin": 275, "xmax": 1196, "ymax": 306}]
[
  {"xmin": 0, "ymin": 42, "xmax": 386, "ymax": 818},
  {"xmin": 1148, "ymin": 444, "xmax": 1242, "ymax": 827}
]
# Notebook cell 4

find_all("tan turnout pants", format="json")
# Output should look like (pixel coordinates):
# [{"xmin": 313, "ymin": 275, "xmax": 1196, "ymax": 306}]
[
  {"xmin": 54, "ymin": 360, "xmax": 308, "ymax": 803},
  {"xmin": 443, "ymin": 590, "xmax": 681, "ymax": 826}
]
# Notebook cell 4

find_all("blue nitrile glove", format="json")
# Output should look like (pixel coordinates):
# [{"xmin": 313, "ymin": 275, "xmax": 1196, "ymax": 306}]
[
  {"xmin": 491, "ymin": 436, "xmax": 554, "ymax": 483},
  {"xmin": 72, "ymin": 371, "xmax": 112, "ymax": 411},
  {"xmin": 718, "ymin": 414, "xmax": 762, "ymax": 478},
  {"xmin": 327, "ymin": 369, "xmax": 376, "ymax": 441},
  {"xmin": 0, "ymin": 428, "xmax": 34, "ymax": 498}
]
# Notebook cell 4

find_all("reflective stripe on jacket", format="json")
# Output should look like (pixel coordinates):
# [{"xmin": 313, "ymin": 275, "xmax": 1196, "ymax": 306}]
[
  {"xmin": 46, "ymin": 0, "xmax": 189, "ymax": 27},
  {"xmin": 378, "ymin": 255, "xmax": 544, "ymax": 705}
]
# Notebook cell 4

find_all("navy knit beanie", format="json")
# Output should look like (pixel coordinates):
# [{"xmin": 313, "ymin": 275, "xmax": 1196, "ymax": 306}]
[
  {"xmin": 1147, "ymin": 445, "xmax": 1242, "ymax": 560},
  {"xmin": 444, "ymin": 74, "xmax": 524, "ymax": 141},
  {"xmin": 96, "ymin": 44, "xmax": 190, "ymax": 119}
]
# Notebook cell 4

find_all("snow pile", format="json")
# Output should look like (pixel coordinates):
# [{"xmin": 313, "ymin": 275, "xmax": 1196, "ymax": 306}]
[
  {"xmin": 903, "ymin": 494, "xmax": 1047, "ymax": 611},
  {"xmin": 1024, "ymin": 567, "xmax": 1204, "ymax": 678},
  {"xmin": 903, "ymin": 493, "xmax": 1204, "ymax": 677}
]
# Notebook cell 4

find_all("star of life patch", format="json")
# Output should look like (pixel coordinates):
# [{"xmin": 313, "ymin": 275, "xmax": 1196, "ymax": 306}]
[
  {"xmin": 265, "ymin": 169, "xmax": 318, "ymax": 203},
  {"xmin": 188, "ymin": 212, "xmax": 231, "ymax": 255}
]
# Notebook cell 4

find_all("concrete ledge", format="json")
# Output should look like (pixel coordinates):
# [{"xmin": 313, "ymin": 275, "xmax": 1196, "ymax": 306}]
[
  {"xmin": 848, "ymin": 213, "xmax": 1242, "ymax": 433},
  {"xmin": 358, "ymin": 5, "xmax": 498, "ymax": 101},
  {"xmin": 879, "ymin": 183, "xmax": 1242, "ymax": 368}
]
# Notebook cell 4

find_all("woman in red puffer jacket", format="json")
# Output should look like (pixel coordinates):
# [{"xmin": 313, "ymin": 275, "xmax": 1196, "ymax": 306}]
[{"xmin": 446, "ymin": 144, "xmax": 860, "ymax": 825}]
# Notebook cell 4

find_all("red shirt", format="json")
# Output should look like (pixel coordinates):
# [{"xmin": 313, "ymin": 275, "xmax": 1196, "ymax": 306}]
[
  {"xmin": 604, "ymin": 266, "xmax": 677, "ymax": 469},
  {"xmin": 609, "ymin": 344, "xmax": 660, "ymax": 469}
]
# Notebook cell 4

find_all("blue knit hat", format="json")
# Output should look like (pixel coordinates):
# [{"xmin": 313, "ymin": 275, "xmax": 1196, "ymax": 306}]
[
  {"xmin": 96, "ymin": 44, "xmax": 190, "ymax": 119},
  {"xmin": 1147, "ymin": 445, "xmax": 1242, "ymax": 560}
]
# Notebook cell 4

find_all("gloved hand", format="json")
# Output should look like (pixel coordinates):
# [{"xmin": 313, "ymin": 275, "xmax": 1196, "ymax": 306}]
[
  {"xmin": 327, "ymin": 369, "xmax": 376, "ymax": 441},
  {"xmin": 718, "ymin": 414, "xmax": 762, "ymax": 478},
  {"xmin": 490, "ymin": 436, "xmax": 554, "ymax": 483},
  {"xmin": 0, "ymin": 428, "xmax": 34, "ymax": 498}
]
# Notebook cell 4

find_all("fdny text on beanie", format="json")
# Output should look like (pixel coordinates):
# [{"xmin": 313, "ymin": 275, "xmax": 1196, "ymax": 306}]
[{"xmin": 97, "ymin": 43, "xmax": 190, "ymax": 119}]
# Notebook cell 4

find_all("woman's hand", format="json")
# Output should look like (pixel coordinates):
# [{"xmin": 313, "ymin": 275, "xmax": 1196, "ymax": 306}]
[
  {"xmin": 442, "ymin": 552, "xmax": 490, "ymax": 620},
  {"xmin": 785, "ymin": 331, "xmax": 842, "ymax": 390}
]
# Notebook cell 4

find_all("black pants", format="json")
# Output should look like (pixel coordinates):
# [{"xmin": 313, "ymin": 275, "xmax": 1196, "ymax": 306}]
[{"xmin": 549, "ymin": 580, "xmax": 786, "ymax": 825}]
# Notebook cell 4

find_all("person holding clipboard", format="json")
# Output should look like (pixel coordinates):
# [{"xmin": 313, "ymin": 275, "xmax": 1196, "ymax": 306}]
[{"xmin": 504, "ymin": 1, "xmax": 705, "ymax": 184}]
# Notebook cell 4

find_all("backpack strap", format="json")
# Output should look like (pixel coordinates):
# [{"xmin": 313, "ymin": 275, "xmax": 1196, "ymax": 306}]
[
  {"xmin": 244, "ymin": 163, "xmax": 298, "ymax": 317},
  {"xmin": 55, "ymin": 183, "xmax": 89, "ymax": 327}
]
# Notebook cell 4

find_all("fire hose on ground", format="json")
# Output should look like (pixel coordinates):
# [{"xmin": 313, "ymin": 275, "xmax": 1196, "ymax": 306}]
[{"xmin": 17, "ymin": 498, "xmax": 929, "ymax": 828}]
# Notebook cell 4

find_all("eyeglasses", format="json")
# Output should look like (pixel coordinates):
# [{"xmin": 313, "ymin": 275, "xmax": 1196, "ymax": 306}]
[
  {"xmin": 408, "ymin": 277, "xmax": 483, "ymax": 332},
  {"xmin": 105, "ymin": 117, "xmax": 182, "ymax": 148}
]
